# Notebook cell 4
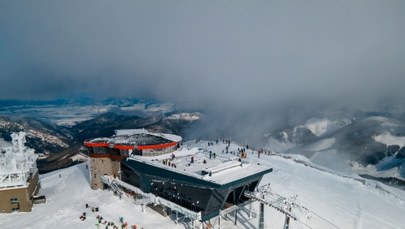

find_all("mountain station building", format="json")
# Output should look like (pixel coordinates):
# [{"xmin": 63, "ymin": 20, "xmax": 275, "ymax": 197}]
[
  {"xmin": 0, "ymin": 132, "xmax": 40, "ymax": 213},
  {"xmin": 84, "ymin": 129, "xmax": 272, "ymax": 222}
]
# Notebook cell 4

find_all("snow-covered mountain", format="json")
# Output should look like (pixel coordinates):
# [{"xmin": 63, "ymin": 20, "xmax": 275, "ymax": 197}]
[
  {"xmin": 0, "ymin": 115, "xmax": 86, "ymax": 173},
  {"xmin": 1, "ymin": 141, "xmax": 404, "ymax": 229},
  {"xmin": 2, "ymin": 98, "xmax": 405, "ymax": 191},
  {"xmin": 0, "ymin": 116, "xmax": 73, "ymax": 153},
  {"xmin": 0, "ymin": 112, "xmax": 201, "ymax": 174},
  {"xmin": 0, "ymin": 99, "xmax": 201, "ymax": 174},
  {"xmin": 164, "ymin": 112, "xmax": 202, "ymax": 121},
  {"xmin": 265, "ymin": 114, "xmax": 405, "ymax": 188},
  {"xmin": 0, "ymin": 98, "xmax": 176, "ymax": 127}
]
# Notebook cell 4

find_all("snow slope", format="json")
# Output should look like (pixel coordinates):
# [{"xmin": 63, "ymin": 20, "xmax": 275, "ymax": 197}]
[
  {"xmin": 304, "ymin": 118, "xmax": 351, "ymax": 137},
  {"xmin": 373, "ymin": 132, "xmax": 405, "ymax": 148},
  {"xmin": 0, "ymin": 163, "xmax": 188, "ymax": 229},
  {"xmin": 1, "ymin": 141, "xmax": 405, "ymax": 229},
  {"xmin": 190, "ymin": 141, "xmax": 405, "ymax": 228},
  {"xmin": 303, "ymin": 138, "xmax": 335, "ymax": 152},
  {"xmin": 260, "ymin": 155, "xmax": 405, "ymax": 229}
]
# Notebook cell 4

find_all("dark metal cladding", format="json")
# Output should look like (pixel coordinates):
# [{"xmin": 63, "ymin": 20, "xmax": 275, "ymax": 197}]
[{"xmin": 121, "ymin": 159, "xmax": 272, "ymax": 221}]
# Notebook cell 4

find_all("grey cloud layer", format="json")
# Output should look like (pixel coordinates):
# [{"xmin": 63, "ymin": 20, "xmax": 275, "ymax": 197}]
[{"xmin": 1, "ymin": 0, "xmax": 404, "ymax": 113}]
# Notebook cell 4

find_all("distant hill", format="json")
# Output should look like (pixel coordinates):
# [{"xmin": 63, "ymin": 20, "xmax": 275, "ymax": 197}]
[
  {"xmin": 265, "ymin": 113, "xmax": 405, "ymax": 183},
  {"xmin": 0, "ymin": 115, "xmax": 74, "ymax": 153},
  {"xmin": 73, "ymin": 112, "xmax": 202, "ymax": 142},
  {"xmin": 0, "ymin": 110, "xmax": 201, "ymax": 173}
]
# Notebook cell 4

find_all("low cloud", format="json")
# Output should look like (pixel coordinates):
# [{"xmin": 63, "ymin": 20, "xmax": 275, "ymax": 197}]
[{"xmin": 1, "ymin": 0, "xmax": 405, "ymax": 140}]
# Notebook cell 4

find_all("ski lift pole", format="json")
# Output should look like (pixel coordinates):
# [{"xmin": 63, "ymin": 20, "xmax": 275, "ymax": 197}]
[
  {"xmin": 259, "ymin": 193, "xmax": 265, "ymax": 229},
  {"xmin": 283, "ymin": 205, "xmax": 292, "ymax": 229}
]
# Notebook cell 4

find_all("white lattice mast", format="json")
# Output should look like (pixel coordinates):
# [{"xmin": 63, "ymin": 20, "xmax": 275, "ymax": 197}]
[
  {"xmin": 0, "ymin": 132, "xmax": 38, "ymax": 189},
  {"xmin": 244, "ymin": 183, "xmax": 311, "ymax": 229}
]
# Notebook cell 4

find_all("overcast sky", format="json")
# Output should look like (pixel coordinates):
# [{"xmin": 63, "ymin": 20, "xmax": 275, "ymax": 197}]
[{"xmin": 1, "ymin": 0, "xmax": 405, "ymax": 116}]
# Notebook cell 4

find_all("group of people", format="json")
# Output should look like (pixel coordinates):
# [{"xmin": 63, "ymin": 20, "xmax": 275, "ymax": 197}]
[
  {"xmin": 209, "ymin": 139, "xmax": 275, "ymax": 159},
  {"xmin": 237, "ymin": 148, "xmax": 248, "ymax": 159},
  {"xmin": 80, "ymin": 203, "xmax": 141, "ymax": 229},
  {"xmin": 207, "ymin": 141, "xmax": 215, "ymax": 146},
  {"xmin": 206, "ymin": 138, "xmax": 231, "ymax": 146},
  {"xmin": 79, "ymin": 212, "xmax": 87, "ymax": 221},
  {"xmin": 190, "ymin": 156, "xmax": 209, "ymax": 164},
  {"xmin": 80, "ymin": 204, "xmax": 99, "ymax": 221},
  {"xmin": 208, "ymin": 151, "xmax": 216, "ymax": 159},
  {"xmin": 221, "ymin": 139, "xmax": 231, "ymax": 146},
  {"xmin": 162, "ymin": 158, "xmax": 177, "ymax": 168},
  {"xmin": 256, "ymin": 148, "xmax": 274, "ymax": 157}
]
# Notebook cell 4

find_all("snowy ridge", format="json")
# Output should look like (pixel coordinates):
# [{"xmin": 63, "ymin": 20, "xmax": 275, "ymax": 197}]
[
  {"xmin": 365, "ymin": 116, "xmax": 399, "ymax": 127},
  {"xmin": 304, "ymin": 118, "xmax": 351, "ymax": 137},
  {"xmin": 164, "ymin": 112, "xmax": 201, "ymax": 121},
  {"xmin": 266, "ymin": 114, "xmax": 405, "ymax": 182},
  {"xmin": 373, "ymin": 132, "xmax": 405, "ymax": 148},
  {"xmin": 26, "ymin": 129, "xmax": 69, "ymax": 148},
  {"xmin": 0, "ymin": 117, "xmax": 70, "ymax": 149}
]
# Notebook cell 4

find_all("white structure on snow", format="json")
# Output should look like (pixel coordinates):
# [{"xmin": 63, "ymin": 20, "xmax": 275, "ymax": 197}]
[{"xmin": 0, "ymin": 132, "xmax": 38, "ymax": 188}]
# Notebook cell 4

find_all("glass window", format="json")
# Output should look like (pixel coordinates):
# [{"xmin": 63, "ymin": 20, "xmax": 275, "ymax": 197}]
[
  {"xmin": 93, "ymin": 147, "xmax": 107, "ymax": 154},
  {"xmin": 86, "ymin": 147, "xmax": 94, "ymax": 154},
  {"xmin": 119, "ymin": 149, "xmax": 129, "ymax": 157}
]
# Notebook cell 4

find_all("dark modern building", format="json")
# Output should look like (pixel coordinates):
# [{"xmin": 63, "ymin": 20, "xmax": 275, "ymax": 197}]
[
  {"xmin": 121, "ymin": 155, "xmax": 272, "ymax": 221},
  {"xmin": 84, "ymin": 129, "xmax": 272, "ymax": 221}
]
